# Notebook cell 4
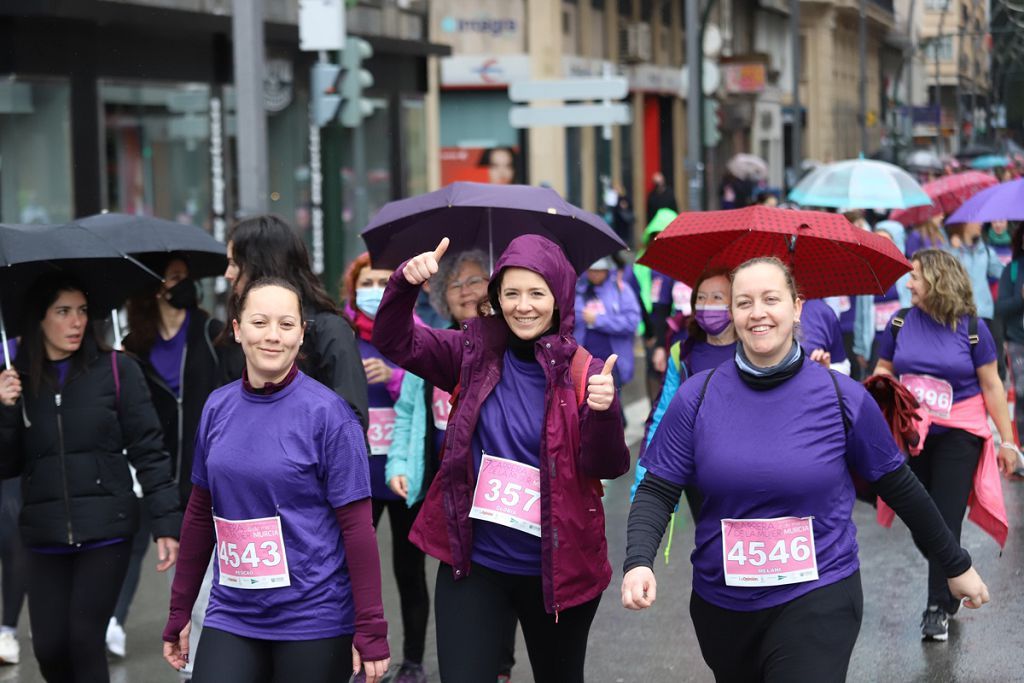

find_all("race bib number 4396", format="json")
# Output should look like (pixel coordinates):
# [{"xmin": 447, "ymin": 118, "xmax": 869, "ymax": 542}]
[
  {"xmin": 900, "ymin": 373, "xmax": 953, "ymax": 419},
  {"xmin": 214, "ymin": 515, "xmax": 290, "ymax": 590},
  {"xmin": 721, "ymin": 517, "xmax": 818, "ymax": 587}
]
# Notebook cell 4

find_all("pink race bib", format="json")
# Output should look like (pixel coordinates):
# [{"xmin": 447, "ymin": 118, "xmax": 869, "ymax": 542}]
[
  {"xmin": 721, "ymin": 517, "xmax": 819, "ymax": 587},
  {"xmin": 432, "ymin": 387, "xmax": 452, "ymax": 431},
  {"xmin": 650, "ymin": 278, "xmax": 663, "ymax": 302},
  {"xmin": 672, "ymin": 282, "xmax": 693, "ymax": 315},
  {"xmin": 874, "ymin": 300, "xmax": 902, "ymax": 332},
  {"xmin": 900, "ymin": 373, "xmax": 953, "ymax": 419},
  {"xmin": 584, "ymin": 300, "xmax": 607, "ymax": 317},
  {"xmin": 468, "ymin": 454, "xmax": 542, "ymax": 538},
  {"xmin": 836, "ymin": 296, "xmax": 851, "ymax": 313},
  {"xmin": 214, "ymin": 515, "xmax": 290, "ymax": 590},
  {"xmin": 367, "ymin": 407, "xmax": 396, "ymax": 455}
]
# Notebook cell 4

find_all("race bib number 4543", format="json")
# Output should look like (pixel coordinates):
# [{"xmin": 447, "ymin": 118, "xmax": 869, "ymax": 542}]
[
  {"xmin": 721, "ymin": 517, "xmax": 818, "ymax": 587},
  {"xmin": 214, "ymin": 515, "xmax": 290, "ymax": 590}
]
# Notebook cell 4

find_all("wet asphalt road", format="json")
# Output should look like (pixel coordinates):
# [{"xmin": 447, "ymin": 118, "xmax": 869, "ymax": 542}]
[{"xmin": 4, "ymin": 378, "xmax": 1024, "ymax": 682}]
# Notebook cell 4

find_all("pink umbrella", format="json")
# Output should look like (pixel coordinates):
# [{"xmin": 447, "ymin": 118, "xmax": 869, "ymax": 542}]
[{"xmin": 889, "ymin": 171, "xmax": 998, "ymax": 227}]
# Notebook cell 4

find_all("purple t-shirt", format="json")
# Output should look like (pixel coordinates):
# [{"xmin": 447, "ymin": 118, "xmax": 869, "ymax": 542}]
[
  {"xmin": 192, "ymin": 372, "xmax": 371, "ymax": 640},
  {"xmin": 877, "ymin": 307, "xmax": 996, "ymax": 403},
  {"xmin": 470, "ymin": 350, "xmax": 546, "ymax": 575},
  {"xmin": 357, "ymin": 338, "xmax": 402, "ymax": 502},
  {"xmin": 641, "ymin": 361, "xmax": 904, "ymax": 611},
  {"xmin": 684, "ymin": 340, "xmax": 736, "ymax": 377},
  {"xmin": 800, "ymin": 300, "xmax": 847, "ymax": 362},
  {"xmin": 149, "ymin": 310, "xmax": 189, "ymax": 396}
]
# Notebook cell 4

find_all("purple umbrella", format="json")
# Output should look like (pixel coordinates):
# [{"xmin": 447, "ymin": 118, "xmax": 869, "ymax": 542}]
[
  {"xmin": 946, "ymin": 178, "xmax": 1024, "ymax": 224},
  {"xmin": 361, "ymin": 182, "xmax": 626, "ymax": 274}
]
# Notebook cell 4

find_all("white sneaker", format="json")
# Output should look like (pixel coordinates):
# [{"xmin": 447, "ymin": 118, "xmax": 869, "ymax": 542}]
[
  {"xmin": 105, "ymin": 618, "xmax": 126, "ymax": 658},
  {"xmin": 0, "ymin": 630, "xmax": 19, "ymax": 665}
]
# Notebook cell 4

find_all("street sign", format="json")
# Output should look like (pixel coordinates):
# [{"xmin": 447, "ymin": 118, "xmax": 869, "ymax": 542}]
[
  {"xmin": 509, "ymin": 77, "xmax": 629, "ymax": 103},
  {"xmin": 299, "ymin": 0, "xmax": 345, "ymax": 52},
  {"xmin": 509, "ymin": 103, "xmax": 632, "ymax": 129}
]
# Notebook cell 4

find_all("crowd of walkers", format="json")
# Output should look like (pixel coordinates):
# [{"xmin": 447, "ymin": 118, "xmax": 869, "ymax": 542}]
[{"xmin": 0, "ymin": 162, "xmax": 1019, "ymax": 683}]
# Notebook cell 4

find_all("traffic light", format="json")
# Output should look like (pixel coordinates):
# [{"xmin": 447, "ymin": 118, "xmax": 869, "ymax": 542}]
[
  {"xmin": 703, "ymin": 98, "xmax": 722, "ymax": 148},
  {"xmin": 311, "ymin": 61, "xmax": 342, "ymax": 128},
  {"xmin": 340, "ymin": 37, "xmax": 374, "ymax": 128}
]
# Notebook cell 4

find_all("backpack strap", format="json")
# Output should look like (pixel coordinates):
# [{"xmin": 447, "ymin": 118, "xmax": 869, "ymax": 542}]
[
  {"xmin": 110, "ymin": 351, "xmax": 121, "ymax": 414},
  {"xmin": 570, "ymin": 346, "xmax": 594, "ymax": 408},
  {"xmin": 695, "ymin": 367, "xmax": 717, "ymax": 414},
  {"xmin": 889, "ymin": 307, "xmax": 910, "ymax": 342},
  {"xmin": 967, "ymin": 316, "xmax": 979, "ymax": 346},
  {"xmin": 826, "ymin": 369, "xmax": 852, "ymax": 437}
]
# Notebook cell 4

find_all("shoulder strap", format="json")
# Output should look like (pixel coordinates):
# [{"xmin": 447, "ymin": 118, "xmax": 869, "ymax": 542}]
[
  {"xmin": 695, "ymin": 367, "xmax": 717, "ymax": 415},
  {"xmin": 889, "ymin": 307, "xmax": 911, "ymax": 342},
  {"xmin": 826, "ymin": 369, "xmax": 852, "ymax": 437},
  {"xmin": 570, "ymin": 346, "xmax": 594, "ymax": 408},
  {"xmin": 968, "ymin": 316, "xmax": 979, "ymax": 346},
  {"xmin": 110, "ymin": 351, "xmax": 121, "ymax": 413}
]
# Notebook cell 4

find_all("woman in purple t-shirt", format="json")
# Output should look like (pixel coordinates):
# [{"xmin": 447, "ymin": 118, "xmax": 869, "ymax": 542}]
[
  {"xmin": 873, "ymin": 248, "xmax": 1017, "ymax": 642},
  {"xmin": 624, "ymin": 257, "xmax": 990, "ymax": 682},
  {"xmin": 162, "ymin": 278, "xmax": 390, "ymax": 683}
]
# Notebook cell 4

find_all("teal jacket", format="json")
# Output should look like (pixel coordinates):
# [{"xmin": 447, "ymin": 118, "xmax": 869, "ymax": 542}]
[{"xmin": 386, "ymin": 372, "xmax": 430, "ymax": 507}]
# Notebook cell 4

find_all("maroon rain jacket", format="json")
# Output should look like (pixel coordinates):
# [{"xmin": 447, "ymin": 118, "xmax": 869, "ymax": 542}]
[{"xmin": 372, "ymin": 235, "xmax": 630, "ymax": 615}]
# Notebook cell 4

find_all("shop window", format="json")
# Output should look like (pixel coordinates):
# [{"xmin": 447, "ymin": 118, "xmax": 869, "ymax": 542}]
[{"xmin": 0, "ymin": 77, "xmax": 73, "ymax": 223}]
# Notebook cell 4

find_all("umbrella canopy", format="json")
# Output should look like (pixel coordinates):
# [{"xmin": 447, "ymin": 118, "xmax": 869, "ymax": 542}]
[
  {"xmin": 889, "ymin": 171, "xmax": 998, "ymax": 227},
  {"xmin": 968, "ymin": 155, "xmax": 1010, "ymax": 171},
  {"xmin": 361, "ymin": 182, "xmax": 626, "ymax": 274},
  {"xmin": 787, "ymin": 159, "xmax": 932, "ymax": 210},
  {"xmin": 945, "ymin": 177, "xmax": 1024, "ymax": 224},
  {"xmin": 637, "ymin": 206, "xmax": 911, "ymax": 300},
  {"xmin": 904, "ymin": 150, "xmax": 944, "ymax": 174},
  {"xmin": 0, "ymin": 223, "xmax": 162, "ymax": 344},
  {"xmin": 69, "ymin": 212, "xmax": 227, "ymax": 279},
  {"xmin": 726, "ymin": 154, "xmax": 769, "ymax": 181}
]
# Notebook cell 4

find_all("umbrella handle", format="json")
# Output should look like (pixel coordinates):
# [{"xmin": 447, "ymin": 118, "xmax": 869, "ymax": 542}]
[
  {"xmin": 111, "ymin": 309, "xmax": 123, "ymax": 351},
  {"xmin": 0, "ymin": 311, "xmax": 9, "ymax": 370}
]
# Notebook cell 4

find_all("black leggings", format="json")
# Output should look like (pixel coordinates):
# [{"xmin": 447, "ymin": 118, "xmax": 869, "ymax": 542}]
[
  {"xmin": 28, "ymin": 541, "xmax": 131, "ymax": 683},
  {"xmin": 690, "ymin": 571, "xmax": 863, "ymax": 683},
  {"xmin": 191, "ymin": 627, "xmax": 352, "ymax": 683},
  {"xmin": 372, "ymin": 498, "xmax": 429, "ymax": 664},
  {"xmin": 112, "ymin": 506, "xmax": 151, "ymax": 625},
  {"xmin": 0, "ymin": 479, "xmax": 28, "ymax": 629},
  {"xmin": 434, "ymin": 562, "xmax": 600, "ymax": 683},
  {"xmin": 908, "ymin": 427, "xmax": 983, "ymax": 610}
]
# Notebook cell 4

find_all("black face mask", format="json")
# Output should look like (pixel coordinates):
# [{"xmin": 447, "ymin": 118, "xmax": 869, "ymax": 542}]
[{"xmin": 164, "ymin": 278, "xmax": 198, "ymax": 310}]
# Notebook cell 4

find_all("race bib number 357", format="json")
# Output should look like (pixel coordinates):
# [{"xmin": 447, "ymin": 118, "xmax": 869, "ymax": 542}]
[
  {"xmin": 721, "ymin": 517, "xmax": 818, "ymax": 587},
  {"xmin": 214, "ymin": 515, "xmax": 290, "ymax": 590},
  {"xmin": 468, "ymin": 454, "xmax": 542, "ymax": 538}
]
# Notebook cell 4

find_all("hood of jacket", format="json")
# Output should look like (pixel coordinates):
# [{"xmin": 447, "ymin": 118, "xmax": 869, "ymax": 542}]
[
  {"xmin": 488, "ymin": 234, "xmax": 578, "ymax": 339},
  {"xmin": 642, "ymin": 208, "xmax": 678, "ymax": 247},
  {"xmin": 875, "ymin": 220, "xmax": 906, "ymax": 254}
]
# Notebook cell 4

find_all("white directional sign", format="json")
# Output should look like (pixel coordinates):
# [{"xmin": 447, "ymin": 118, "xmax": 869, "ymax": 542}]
[
  {"xmin": 509, "ymin": 77, "xmax": 629, "ymax": 103},
  {"xmin": 509, "ymin": 103, "xmax": 632, "ymax": 129}
]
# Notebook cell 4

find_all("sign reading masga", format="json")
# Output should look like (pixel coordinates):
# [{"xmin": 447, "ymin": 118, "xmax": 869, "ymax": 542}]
[
  {"xmin": 430, "ymin": 0, "xmax": 525, "ymax": 53},
  {"xmin": 439, "ymin": 15, "xmax": 517, "ymax": 36}
]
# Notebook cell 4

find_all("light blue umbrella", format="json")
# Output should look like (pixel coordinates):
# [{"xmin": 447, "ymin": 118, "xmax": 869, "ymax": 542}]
[
  {"xmin": 968, "ymin": 154, "xmax": 1009, "ymax": 170},
  {"xmin": 788, "ymin": 159, "xmax": 933, "ymax": 210}
]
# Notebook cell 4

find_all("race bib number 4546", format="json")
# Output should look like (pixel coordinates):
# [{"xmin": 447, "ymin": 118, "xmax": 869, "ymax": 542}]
[
  {"xmin": 721, "ymin": 517, "xmax": 818, "ymax": 587},
  {"xmin": 214, "ymin": 515, "xmax": 290, "ymax": 590}
]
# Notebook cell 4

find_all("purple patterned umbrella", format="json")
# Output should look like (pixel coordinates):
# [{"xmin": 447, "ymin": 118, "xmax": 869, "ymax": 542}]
[
  {"xmin": 361, "ymin": 182, "xmax": 626, "ymax": 274},
  {"xmin": 945, "ymin": 178, "xmax": 1024, "ymax": 224}
]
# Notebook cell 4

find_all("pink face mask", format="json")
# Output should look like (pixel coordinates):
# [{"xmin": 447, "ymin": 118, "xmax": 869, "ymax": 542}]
[{"xmin": 695, "ymin": 304, "xmax": 731, "ymax": 336}]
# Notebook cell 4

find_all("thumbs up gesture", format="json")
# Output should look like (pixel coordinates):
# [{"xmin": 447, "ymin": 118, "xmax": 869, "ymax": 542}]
[
  {"xmin": 403, "ymin": 238, "xmax": 450, "ymax": 286},
  {"xmin": 586, "ymin": 354, "xmax": 617, "ymax": 412}
]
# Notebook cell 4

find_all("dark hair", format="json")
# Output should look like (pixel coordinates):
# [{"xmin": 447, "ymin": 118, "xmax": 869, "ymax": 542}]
[
  {"xmin": 478, "ymin": 146, "xmax": 517, "ymax": 169},
  {"xmin": 686, "ymin": 267, "xmax": 733, "ymax": 343},
  {"xmin": 20, "ymin": 273, "xmax": 107, "ymax": 396},
  {"xmin": 236, "ymin": 277, "xmax": 304, "ymax": 319},
  {"xmin": 124, "ymin": 253, "xmax": 191, "ymax": 357},
  {"xmin": 485, "ymin": 267, "xmax": 560, "ymax": 328},
  {"xmin": 1011, "ymin": 222, "xmax": 1024, "ymax": 262}
]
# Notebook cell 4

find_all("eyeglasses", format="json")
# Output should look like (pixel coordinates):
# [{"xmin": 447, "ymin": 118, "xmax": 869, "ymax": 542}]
[{"xmin": 447, "ymin": 275, "xmax": 488, "ymax": 293}]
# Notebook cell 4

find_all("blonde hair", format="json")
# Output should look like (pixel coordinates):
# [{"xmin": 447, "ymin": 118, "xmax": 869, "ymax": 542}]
[
  {"xmin": 730, "ymin": 256, "xmax": 801, "ymax": 302},
  {"xmin": 913, "ymin": 248, "xmax": 976, "ymax": 328},
  {"xmin": 914, "ymin": 216, "xmax": 947, "ymax": 248}
]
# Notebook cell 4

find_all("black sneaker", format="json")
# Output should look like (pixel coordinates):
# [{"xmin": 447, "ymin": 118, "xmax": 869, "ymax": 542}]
[{"xmin": 921, "ymin": 605, "xmax": 949, "ymax": 641}]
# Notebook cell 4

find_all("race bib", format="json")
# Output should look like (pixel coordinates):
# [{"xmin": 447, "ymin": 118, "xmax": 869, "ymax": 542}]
[
  {"xmin": 584, "ymin": 300, "xmax": 607, "ymax": 317},
  {"xmin": 214, "ymin": 515, "xmax": 290, "ymax": 590},
  {"xmin": 836, "ymin": 296, "xmax": 851, "ymax": 313},
  {"xmin": 721, "ymin": 517, "xmax": 818, "ymax": 587},
  {"xmin": 874, "ymin": 300, "xmax": 902, "ymax": 332},
  {"xmin": 432, "ymin": 387, "xmax": 452, "ymax": 431},
  {"xmin": 900, "ymin": 373, "xmax": 953, "ymax": 419},
  {"xmin": 672, "ymin": 282, "xmax": 693, "ymax": 315},
  {"xmin": 367, "ymin": 407, "xmax": 396, "ymax": 455},
  {"xmin": 468, "ymin": 454, "xmax": 542, "ymax": 538}
]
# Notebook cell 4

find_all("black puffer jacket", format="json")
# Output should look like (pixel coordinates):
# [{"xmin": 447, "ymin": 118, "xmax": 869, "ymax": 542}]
[{"xmin": 0, "ymin": 338, "xmax": 181, "ymax": 546}]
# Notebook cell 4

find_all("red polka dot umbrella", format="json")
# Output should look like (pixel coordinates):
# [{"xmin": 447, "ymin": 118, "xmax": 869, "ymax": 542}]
[
  {"xmin": 637, "ymin": 206, "xmax": 911, "ymax": 299},
  {"xmin": 889, "ymin": 171, "xmax": 998, "ymax": 227}
]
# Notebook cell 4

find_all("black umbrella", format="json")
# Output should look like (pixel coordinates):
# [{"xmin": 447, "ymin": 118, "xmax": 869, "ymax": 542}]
[
  {"xmin": 0, "ymin": 223, "xmax": 161, "ymax": 366},
  {"xmin": 69, "ymin": 212, "xmax": 227, "ymax": 279}
]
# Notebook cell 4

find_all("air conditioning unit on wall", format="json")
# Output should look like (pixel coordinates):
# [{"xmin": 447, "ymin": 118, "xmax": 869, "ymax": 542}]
[{"xmin": 620, "ymin": 22, "xmax": 652, "ymax": 63}]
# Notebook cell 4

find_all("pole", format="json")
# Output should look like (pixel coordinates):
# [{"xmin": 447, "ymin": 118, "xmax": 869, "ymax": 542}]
[
  {"xmin": 231, "ymin": 0, "xmax": 269, "ymax": 216},
  {"xmin": 352, "ymin": 120, "xmax": 369, "ymax": 241},
  {"xmin": 790, "ymin": 0, "xmax": 802, "ymax": 188},
  {"xmin": 686, "ymin": 0, "xmax": 704, "ymax": 211},
  {"xmin": 858, "ymin": 0, "xmax": 868, "ymax": 155},
  {"xmin": 934, "ymin": 0, "xmax": 950, "ymax": 154},
  {"xmin": 906, "ymin": 0, "xmax": 916, "ymax": 145}
]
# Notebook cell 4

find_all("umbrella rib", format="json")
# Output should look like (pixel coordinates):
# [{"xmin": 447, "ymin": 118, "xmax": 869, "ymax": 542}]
[{"xmin": 77, "ymin": 226, "xmax": 164, "ymax": 280}]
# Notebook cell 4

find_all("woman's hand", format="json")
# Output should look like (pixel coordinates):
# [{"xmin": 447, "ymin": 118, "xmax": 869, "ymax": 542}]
[
  {"xmin": 388, "ymin": 475, "xmax": 409, "ymax": 499},
  {"xmin": 809, "ymin": 348, "xmax": 831, "ymax": 368},
  {"xmin": 621, "ymin": 566, "xmax": 657, "ymax": 610},
  {"xmin": 586, "ymin": 355, "xmax": 617, "ymax": 411},
  {"xmin": 997, "ymin": 443, "xmax": 1020, "ymax": 478},
  {"xmin": 947, "ymin": 566, "xmax": 989, "ymax": 609},
  {"xmin": 362, "ymin": 358, "xmax": 394, "ymax": 385},
  {"xmin": 155, "ymin": 537, "xmax": 179, "ymax": 572},
  {"xmin": 162, "ymin": 621, "xmax": 191, "ymax": 670},
  {"xmin": 0, "ymin": 369, "xmax": 21, "ymax": 407},
  {"xmin": 403, "ymin": 238, "xmax": 449, "ymax": 286},
  {"xmin": 352, "ymin": 646, "xmax": 390, "ymax": 683}
]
